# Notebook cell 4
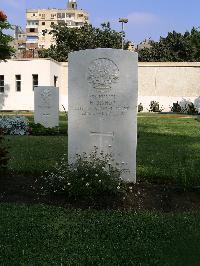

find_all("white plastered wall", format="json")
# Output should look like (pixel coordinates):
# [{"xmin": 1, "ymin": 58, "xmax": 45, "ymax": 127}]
[
  {"xmin": 0, "ymin": 59, "xmax": 65, "ymax": 111},
  {"xmin": 138, "ymin": 62, "xmax": 200, "ymax": 112},
  {"xmin": 1, "ymin": 60, "xmax": 200, "ymax": 112}
]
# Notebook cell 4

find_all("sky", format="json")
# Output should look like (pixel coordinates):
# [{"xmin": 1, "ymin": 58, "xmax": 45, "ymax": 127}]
[{"xmin": 1, "ymin": 0, "xmax": 200, "ymax": 43}]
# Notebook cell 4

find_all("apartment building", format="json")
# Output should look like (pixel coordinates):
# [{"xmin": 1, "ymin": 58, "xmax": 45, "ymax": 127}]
[{"xmin": 26, "ymin": 0, "xmax": 89, "ymax": 50}]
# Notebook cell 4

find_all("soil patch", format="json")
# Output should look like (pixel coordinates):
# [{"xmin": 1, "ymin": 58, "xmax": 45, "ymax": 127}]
[{"xmin": 0, "ymin": 174, "xmax": 200, "ymax": 212}]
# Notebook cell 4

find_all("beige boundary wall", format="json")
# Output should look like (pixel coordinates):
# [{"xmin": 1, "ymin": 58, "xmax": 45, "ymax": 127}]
[
  {"xmin": 0, "ymin": 60, "xmax": 200, "ymax": 112},
  {"xmin": 138, "ymin": 62, "xmax": 200, "ymax": 112}
]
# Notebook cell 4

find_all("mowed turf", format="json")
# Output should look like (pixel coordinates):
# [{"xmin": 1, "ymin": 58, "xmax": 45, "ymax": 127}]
[
  {"xmin": 6, "ymin": 135, "xmax": 67, "ymax": 174},
  {"xmin": 0, "ymin": 203, "xmax": 200, "ymax": 265},
  {"xmin": 137, "ymin": 114, "xmax": 200, "ymax": 186},
  {"xmin": 5, "ymin": 113, "xmax": 200, "ymax": 186},
  {"xmin": 1, "ymin": 114, "xmax": 200, "ymax": 265}
]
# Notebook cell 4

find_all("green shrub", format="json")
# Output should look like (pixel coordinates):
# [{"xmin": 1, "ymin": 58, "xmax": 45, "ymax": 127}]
[
  {"xmin": 149, "ymin": 101, "xmax": 164, "ymax": 112},
  {"xmin": 29, "ymin": 123, "xmax": 67, "ymax": 136},
  {"xmin": 138, "ymin": 103, "xmax": 143, "ymax": 112},
  {"xmin": 0, "ymin": 129, "xmax": 9, "ymax": 172},
  {"xmin": 171, "ymin": 101, "xmax": 198, "ymax": 114},
  {"xmin": 41, "ymin": 148, "xmax": 127, "ymax": 200},
  {"xmin": 171, "ymin": 101, "xmax": 182, "ymax": 113},
  {"xmin": 187, "ymin": 102, "xmax": 198, "ymax": 115}
]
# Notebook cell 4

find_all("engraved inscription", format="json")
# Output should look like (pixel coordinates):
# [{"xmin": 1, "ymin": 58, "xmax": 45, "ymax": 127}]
[
  {"xmin": 42, "ymin": 113, "xmax": 50, "ymax": 118},
  {"xmin": 90, "ymin": 131, "xmax": 114, "ymax": 137},
  {"xmin": 40, "ymin": 88, "xmax": 52, "ymax": 104},
  {"xmin": 70, "ymin": 92, "xmax": 130, "ymax": 117},
  {"xmin": 87, "ymin": 58, "xmax": 119, "ymax": 90}
]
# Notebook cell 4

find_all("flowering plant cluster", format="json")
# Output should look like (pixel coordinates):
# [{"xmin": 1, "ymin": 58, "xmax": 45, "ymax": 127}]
[
  {"xmin": 0, "ymin": 116, "xmax": 29, "ymax": 135},
  {"xmin": 41, "ymin": 148, "xmax": 127, "ymax": 200},
  {"xmin": 0, "ymin": 11, "xmax": 7, "ymax": 22}
]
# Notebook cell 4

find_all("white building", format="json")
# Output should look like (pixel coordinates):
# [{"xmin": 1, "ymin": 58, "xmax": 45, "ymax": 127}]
[
  {"xmin": 0, "ymin": 59, "xmax": 67, "ymax": 111},
  {"xmin": 0, "ymin": 58, "xmax": 200, "ymax": 112}
]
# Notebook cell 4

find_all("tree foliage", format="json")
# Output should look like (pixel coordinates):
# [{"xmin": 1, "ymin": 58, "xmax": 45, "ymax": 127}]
[
  {"xmin": 39, "ymin": 23, "xmax": 129, "ymax": 62},
  {"xmin": 138, "ymin": 28, "xmax": 200, "ymax": 62},
  {"xmin": 0, "ymin": 11, "xmax": 14, "ymax": 60}
]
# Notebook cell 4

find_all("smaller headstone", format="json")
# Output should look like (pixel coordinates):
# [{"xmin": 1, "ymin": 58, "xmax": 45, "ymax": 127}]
[{"xmin": 34, "ymin": 86, "xmax": 59, "ymax": 128}]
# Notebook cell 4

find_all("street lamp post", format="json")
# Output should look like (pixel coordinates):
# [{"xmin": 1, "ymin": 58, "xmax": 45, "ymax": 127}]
[{"xmin": 119, "ymin": 18, "xmax": 128, "ymax": 50}]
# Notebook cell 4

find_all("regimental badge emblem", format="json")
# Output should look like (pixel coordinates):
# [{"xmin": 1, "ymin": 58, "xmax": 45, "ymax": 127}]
[
  {"xmin": 40, "ymin": 88, "xmax": 52, "ymax": 104},
  {"xmin": 87, "ymin": 58, "xmax": 119, "ymax": 90}
]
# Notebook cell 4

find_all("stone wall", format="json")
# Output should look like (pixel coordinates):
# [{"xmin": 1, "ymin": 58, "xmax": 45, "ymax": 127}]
[
  {"xmin": 138, "ymin": 62, "xmax": 200, "ymax": 112},
  {"xmin": 1, "ymin": 59, "xmax": 200, "ymax": 112}
]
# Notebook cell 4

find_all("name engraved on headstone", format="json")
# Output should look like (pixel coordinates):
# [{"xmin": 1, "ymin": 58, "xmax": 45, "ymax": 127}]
[{"xmin": 71, "ymin": 93, "xmax": 130, "ymax": 117}]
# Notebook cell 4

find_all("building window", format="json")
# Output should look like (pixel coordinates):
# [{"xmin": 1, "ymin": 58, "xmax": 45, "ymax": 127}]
[
  {"xmin": 32, "ymin": 74, "xmax": 38, "ymax": 90},
  {"xmin": 54, "ymin": 76, "xmax": 58, "ymax": 87},
  {"xmin": 30, "ymin": 28, "xmax": 35, "ymax": 33},
  {"xmin": 51, "ymin": 22, "xmax": 54, "ymax": 26},
  {"xmin": 32, "ymin": 13, "xmax": 35, "ymax": 16},
  {"xmin": 62, "ymin": 13, "xmax": 65, "ymax": 18},
  {"xmin": 15, "ymin": 75, "xmax": 21, "ymax": 92},
  {"xmin": 27, "ymin": 21, "xmax": 39, "ymax": 26},
  {"xmin": 57, "ymin": 13, "xmax": 61, "ymax": 18},
  {"xmin": 26, "ymin": 36, "xmax": 39, "ymax": 43},
  {"xmin": 42, "ymin": 22, "xmax": 45, "ymax": 25},
  {"xmin": 0, "ymin": 75, "xmax": 4, "ymax": 93},
  {"xmin": 67, "ymin": 13, "xmax": 74, "ymax": 18}
]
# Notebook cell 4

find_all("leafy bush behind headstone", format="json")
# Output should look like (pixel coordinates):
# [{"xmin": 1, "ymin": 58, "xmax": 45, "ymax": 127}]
[
  {"xmin": 171, "ymin": 101, "xmax": 198, "ymax": 114},
  {"xmin": 29, "ymin": 122, "xmax": 67, "ymax": 136},
  {"xmin": 0, "ymin": 129, "xmax": 9, "ymax": 171}
]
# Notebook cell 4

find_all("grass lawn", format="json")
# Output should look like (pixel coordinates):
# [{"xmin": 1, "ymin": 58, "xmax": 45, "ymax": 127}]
[
  {"xmin": 6, "ymin": 135, "xmax": 67, "ymax": 174},
  {"xmin": 0, "ymin": 203, "xmax": 200, "ymax": 266},
  {"xmin": 5, "ymin": 113, "xmax": 200, "ymax": 186},
  {"xmin": 137, "ymin": 114, "xmax": 200, "ymax": 186},
  {"xmin": 1, "ymin": 113, "xmax": 200, "ymax": 265}
]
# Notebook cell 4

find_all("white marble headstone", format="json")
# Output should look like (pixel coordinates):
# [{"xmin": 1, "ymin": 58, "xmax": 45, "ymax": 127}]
[
  {"xmin": 68, "ymin": 49, "xmax": 138, "ymax": 182},
  {"xmin": 34, "ymin": 86, "xmax": 59, "ymax": 128}
]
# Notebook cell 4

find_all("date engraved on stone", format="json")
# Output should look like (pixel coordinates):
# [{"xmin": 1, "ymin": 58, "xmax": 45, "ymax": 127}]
[{"xmin": 87, "ymin": 58, "xmax": 119, "ymax": 90}]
